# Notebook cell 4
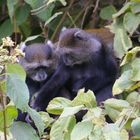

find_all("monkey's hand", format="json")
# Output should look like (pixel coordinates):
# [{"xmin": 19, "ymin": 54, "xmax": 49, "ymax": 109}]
[
  {"xmin": 31, "ymin": 63, "xmax": 70, "ymax": 111},
  {"xmin": 31, "ymin": 91, "xmax": 48, "ymax": 111},
  {"xmin": 30, "ymin": 89, "xmax": 51, "ymax": 111}
]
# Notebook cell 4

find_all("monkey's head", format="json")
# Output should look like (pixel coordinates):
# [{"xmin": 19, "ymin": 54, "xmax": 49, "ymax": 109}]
[
  {"xmin": 19, "ymin": 43, "xmax": 56, "ymax": 82},
  {"xmin": 57, "ymin": 28, "xmax": 103, "ymax": 66}
]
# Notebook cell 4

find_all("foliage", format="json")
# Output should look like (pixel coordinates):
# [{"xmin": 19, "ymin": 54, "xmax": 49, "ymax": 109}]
[
  {"xmin": 0, "ymin": 0, "xmax": 140, "ymax": 140},
  {"xmin": 0, "ymin": 37, "xmax": 44, "ymax": 139},
  {"xmin": 0, "ymin": 0, "xmax": 126, "ymax": 43}
]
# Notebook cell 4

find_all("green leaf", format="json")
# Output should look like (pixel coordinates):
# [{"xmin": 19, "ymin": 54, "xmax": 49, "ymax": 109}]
[
  {"xmin": 89, "ymin": 125, "xmax": 104, "ymax": 140},
  {"xmin": 104, "ymin": 105, "xmax": 120, "ymax": 122},
  {"xmin": 23, "ymin": 35, "xmax": 41, "ymax": 43},
  {"xmin": 44, "ymin": 12, "xmax": 63, "ymax": 26},
  {"xmin": 50, "ymin": 116, "xmax": 76, "ymax": 140},
  {"xmin": 24, "ymin": 0, "xmax": 40, "ymax": 8},
  {"xmin": 27, "ymin": 107, "xmax": 45, "ymax": 136},
  {"xmin": 37, "ymin": 4, "xmax": 55, "ymax": 22},
  {"xmin": 131, "ymin": 118, "xmax": 140, "ymax": 137},
  {"xmin": 126, "ymin": 91, "xmax": 140, "ymax": 105},
  {"xmin": 113, "ymin": 70, "xmax": 135, "ymax": 95},
  {"xmin": 0, "ymin": 19, "xmax": 13, "ymax": 42},
  {"xmin": 113, "ymin": 2, "xmax": 131, "ymax": 18},
  {"xmin": 6, "ymin": 74, "xmax": 29, "ymax": 111},
  {"xmin": 0, "ymin": 105, "xmax": 18, "ymax": 131},
  {"xmin": 39, "ymin": 111, "xmax": 54, "ymax": 128},
  {"xmin": 15, "ymin": 4, "xmax": 31, "ymax": 26},
  {"xmin": 110, "ymin": 17, "xmax": 124, "ymax": 33},
  {"xmin": 0, "ymin": 80, "xmax": 6, "ymax": 93},
  {"xmin": 131, "ymin": 0, "xmax": 140, "ymax": 2},
  {"xmin": 120, "ymin": 129, "xmax": 129, "ymax": 140},
  {"xmin": 0, "ymin": 132, "xmax": 14, "ymax": 139},
  {"xmin": 6, "ymin": 64, "xmax": 26, "ymax": 81},
  {"xmin": 71, "ymin": 121, "xmax": 93, "ymax": 140},
  {"xmin": 19, "ymin": 22, "xmax": 32, "ymax": 38},
  {"xmin": 60, "ymin": 105, "xmax": 84, "ymax": 118},
  {"xmin": 104, "ymin": 98, "xmax": 130, "ymax": 111},
  {"xmin": 131, "ymin": 2, "xmax": 140, "ymax": 13},
  {"xmin": 100, "ymin": 5, "xmax": 117, "ymax": 20},
  {"xmin": 131, "ymin": 58, "xmax": 140, "ymax": 81},
  {"xmin": 72, "ymin": 89, "xmax": 97, "ymax": 108},
  {"xmin": 10, "ymin": 122, "xmax": 39, "ymax": 140},
  {"xmin": 27, "ymin": 0, "xmax": 55, "ymax": 22},
  {"xmin": 121, "ymin": 47, "xmax": 140, "ymax": 66},
  {"xmin": 124, "ymin": 12, "xmax": 140, "ymax": 35},
  {"xmin": 46, "ymin": 0, "xmax": 67, "ymax": 6},
  {"xmin": 130, "ymin": 136, "xmax": 140, "ymax": 140},
  {"xmin": 103, "ymin": 124, "xmax": 129, "ymax": 140},
  {"xmin": 115, "ymin": 108, "xmax": 134, "ymax": 129},
  {"xmin": 7, "ymin": 0, "xmax": 18, "ymax": 21},
  {"xmin": 114, "ymin": 28, "xmax": 132, "ymax": 58},
  {"xmin": 83, "ymin": 107, "xmax": 105, "ymax": 125},
  {"xmin": 58, "ymin": 0, "xmax": 67, "ymax": 6},
  {"xmin": 47, "ymin": 97, "xmax": 71, "ymax": 115}
]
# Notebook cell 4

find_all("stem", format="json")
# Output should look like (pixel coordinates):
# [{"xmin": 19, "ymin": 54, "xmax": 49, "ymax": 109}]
[
  {"xmin": 81, "ymin": 5, "xmax": 94, "ymax": 29},
  {"xmin": 67, "ymin": 12, "xmax": 77, "ymax": 27},
  {"xmin": 13, "ymin": 14, "xmax": 17, "ymax": 46},
  {"xmin": 0, "ymin": 92, "xmax": 7, "ymax": 140},
  {"xmin": 69, "ymin": 8, "xmax": 85, "ymax": 28},
  {"xmin": 92, "ymin": 0, "xmax": 100, "ymax": 14},
  {"xmin": 69, "ymin": 1, "xmax": 92, "ymax": 28}
]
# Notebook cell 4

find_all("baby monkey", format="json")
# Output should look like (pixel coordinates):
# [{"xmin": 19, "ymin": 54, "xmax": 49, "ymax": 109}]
[{"xmin": 19, "ymin": 42, "xmax": 57, "ymax": 97}]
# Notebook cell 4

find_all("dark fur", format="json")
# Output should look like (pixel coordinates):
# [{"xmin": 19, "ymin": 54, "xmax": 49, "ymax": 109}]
[
  {"xmin": 18, "ymin": 43, "xmax": 70, "ymax": 121},
  {"xmin": 32, "ymin": 28, "xmax": 118, "ymax": 111},
  {"xmin": 19, "ymin": 43, "xmax": 56, "ymax": 97}
]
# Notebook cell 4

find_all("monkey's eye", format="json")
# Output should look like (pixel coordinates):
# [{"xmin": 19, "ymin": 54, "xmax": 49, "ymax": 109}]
[{"xmin": 35, "ymin": 66, "xmax": 47, "ymax": 71}]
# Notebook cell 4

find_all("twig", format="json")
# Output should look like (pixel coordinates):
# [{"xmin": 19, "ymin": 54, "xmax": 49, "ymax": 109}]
[
  {"xmin": 67, "ymin": 12, "xmax": 77, "ymax": 28},
  {"xmin": 93, "ymin": 0, "xmax": 100, "ymax": 14},
  {"xmin": 69, "ymin": 0, "xmax": 92, "ymax": 28},
  {"xmin": 51, "ymin": 0, "xmax": 75, "ymax": 41},
  {"xmin": 31, "ymin": 4, "xmax": 47, "ymax": 15},
  {"xmin": 0, "ymin": 92, "xmax": 7, "ymax": 140},
  {"xmin": 81, "ymin": 5, "xmax": 94, "ymax": 29},
  {"xmin": 13, "ymin": 14, "xmax": 18, "ymax": 47}
]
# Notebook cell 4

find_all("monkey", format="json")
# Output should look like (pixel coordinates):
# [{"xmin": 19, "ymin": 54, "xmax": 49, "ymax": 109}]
[
  {"xmin": 31, "ymin": 28, "xmax": 118, "ymax": 111},
  {"xmin": 17, "ymin": 42, "xmax": 72, "ymax": 121},
  {"xmin": 17, "ymin": 42, "xmax": 55, "ymax": 121},
  {"xmin": 19, "ymin": 42, "xmax": 57, "ymax": 97}
]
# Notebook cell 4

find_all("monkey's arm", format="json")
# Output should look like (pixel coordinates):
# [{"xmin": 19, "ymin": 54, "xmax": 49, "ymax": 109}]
[{"xmin": 32, "ymin": 63, "xmax": 70, "ymax": 111}]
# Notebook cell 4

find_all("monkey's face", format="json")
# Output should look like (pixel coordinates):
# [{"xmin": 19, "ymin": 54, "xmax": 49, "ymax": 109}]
[
  {"xmin": 20, "ymin": 43, "xmax": 56, "ymax": 82},
  {"xmin": 57, "ymin": 28, "xmax": 102, "ymax": 65}
]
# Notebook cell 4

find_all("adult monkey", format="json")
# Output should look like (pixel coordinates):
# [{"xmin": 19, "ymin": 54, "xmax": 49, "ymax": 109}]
[{"xmin": 32, "ymin": 28, "xmax": 118, "ymax": 111}]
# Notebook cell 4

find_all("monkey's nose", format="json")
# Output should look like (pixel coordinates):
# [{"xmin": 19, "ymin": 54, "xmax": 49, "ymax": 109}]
[
  {"xmin": 38, "ymin": 72, "xmax": 47, "ymax": 81},
  {"xmin": 33, "ymin": 71, "xmax": 48, "ymax": 82}
]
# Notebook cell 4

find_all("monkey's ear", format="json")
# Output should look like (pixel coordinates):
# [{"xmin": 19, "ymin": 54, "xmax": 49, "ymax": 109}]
[
  {"xmin": 46, "ymin": 40, "xmax": 56, "ymax": 52},
  {"xmin": 59, "ymin": 27, "xmax": 67, "ymax": 36},
  {"xmin": 74, "ymin": 31, "xmax": 85, "ymax": 41},
  {"xmin": 46, "ymin": 40, "xmax": 53, "ymax": 48},
  {"xmin": 20, "ymin": 43, "xmax": 27, "ymax": 52},
  {"xmin": 61, "ymin": 27, "xmax": 67, "ymax": 32}
]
